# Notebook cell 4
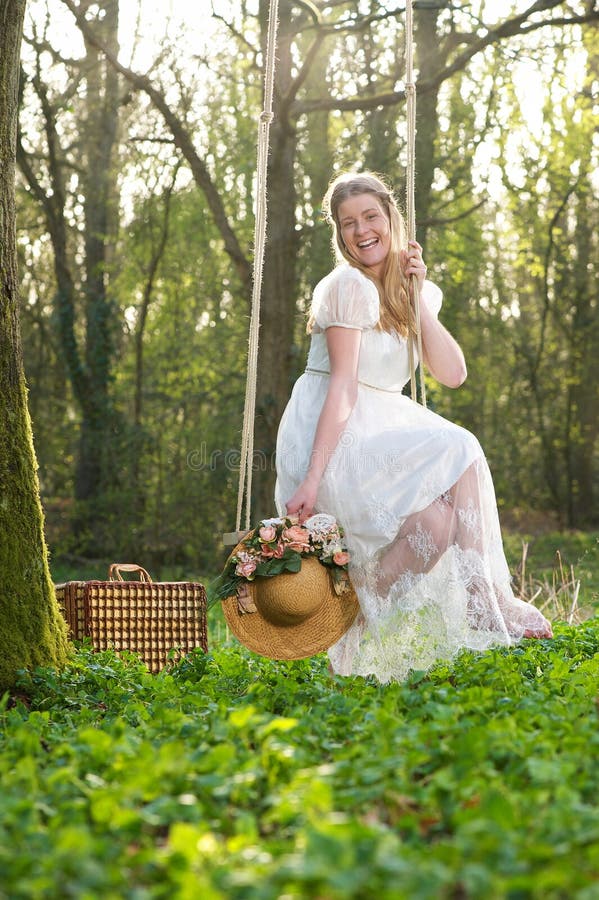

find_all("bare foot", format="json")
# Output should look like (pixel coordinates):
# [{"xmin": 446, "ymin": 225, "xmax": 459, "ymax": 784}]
[
  {"xmin": 523, "ymin": 623, "xmax": 553, "ymax": 639},
  {"xmin": 500, "ymin": 595, "xmax": 553, "ymax": 640}
]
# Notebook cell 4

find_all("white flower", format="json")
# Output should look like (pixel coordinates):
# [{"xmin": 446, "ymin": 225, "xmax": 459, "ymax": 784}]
[
  {"xmin": 260, "ymin": 516, "xmax": 284, "ymax": 527},
  {"xmin": 236, "ymin": 550, "xmax": 257, "ymax": 563},
  {"xmin": 304, "ymin": 513, "xmax": 338, "ymax": 535}
]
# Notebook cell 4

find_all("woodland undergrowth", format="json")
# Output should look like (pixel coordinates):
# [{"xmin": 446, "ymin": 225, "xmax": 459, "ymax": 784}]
[{"xmin": 1, "ymin": 613, "xmax": 599, "ymax": 898}]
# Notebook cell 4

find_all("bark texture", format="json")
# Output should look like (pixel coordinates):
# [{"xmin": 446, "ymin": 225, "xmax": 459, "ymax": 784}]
[
  {"xmin": 253, "ymin": 0, "xmax": 300, "ymax": 518},
  {"xmin": 0, "ymin": 0, "xmax": 69, "ymax": 691},
  {"xmin": 74, "ymin": 0, "xmax": 121, "ymax": 539},
  {"xmin": 18, "ymin": 1, "xmax": 123, "ymax": 552}
]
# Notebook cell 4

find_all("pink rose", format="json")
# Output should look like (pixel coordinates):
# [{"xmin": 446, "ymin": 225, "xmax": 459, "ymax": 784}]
[
  {"xmin": 282, "ymin": 525, "xmax": 310, "ymax": 552},
  {"xmin": 272, "ymin": 542, "xmax": 286, "ymax": 558},
  {"xmin": 235, "ymin": 559, "xmax": 257, "ymax": 579},
  {"xmin": 258, "ymin": 525, "xmax": 277, "ymax": 542},
  {"xmin": 282, "ymin": 525, "xmax": 308, "ymax": 542},
  {"xmin": 260, "ymin": 544, "xmax": 275, "ymax": 559},
  {"xmin": 333, "ymin": 551, "xmax": 350, "ymax": 566}
]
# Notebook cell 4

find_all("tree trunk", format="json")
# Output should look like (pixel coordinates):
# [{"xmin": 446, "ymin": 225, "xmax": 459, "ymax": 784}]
[
  {"xmin": 414, "ymin": 4, "xmax": 445, "ymax": 249},
  {"xmin": 0, "ymin": 0, "xmax": 68, "ymax": 691},
  {"xmin": 566, "ymin": 179, "xmax": 598, "ymax": 525},
  {"xmin": 74, "ymin": 0, "xmax": 121, "ymax": 546},
  {"xmin": 254, "ymin": 0, "xmax": 300, "ymax": 518},
  {"xmin": 17, "ymin": 1, "xmax": 123, "ymax": 554}
]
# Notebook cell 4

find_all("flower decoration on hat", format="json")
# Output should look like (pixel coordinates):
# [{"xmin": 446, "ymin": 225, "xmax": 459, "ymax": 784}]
[{"xmin": 211, "ymin": 514, "xmax": 351, "ymax": 606}]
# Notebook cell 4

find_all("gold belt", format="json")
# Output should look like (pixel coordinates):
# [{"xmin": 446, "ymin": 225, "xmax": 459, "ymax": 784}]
[{"xmin": 305, "ymin": 367, "xmax": 405, "ymax": 394}]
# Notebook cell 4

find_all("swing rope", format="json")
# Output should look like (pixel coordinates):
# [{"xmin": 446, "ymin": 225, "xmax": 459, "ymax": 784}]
[
  {"xmin": 231, "ymin": 0, "xmax": 280, "ymax": 541},
  {"xmin": 226, "ymin": 0, "xmax": 424, "ymax": 544},
  {"xmin": 405, "ymin": 0, "xmax": 427, "ymax": 407}
]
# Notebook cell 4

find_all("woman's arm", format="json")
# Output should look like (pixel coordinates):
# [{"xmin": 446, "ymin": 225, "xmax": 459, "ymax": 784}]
[
  {"xmin": 285, "ymin": 326, "xmax": 361, "ymax": 522},
  {"xmin": 402, "ymin": 241, "xmax": 467, "ymax": 389},
  {"xmin": 418, "ymin": 300, "xmax": 467, "ymax": 388}
]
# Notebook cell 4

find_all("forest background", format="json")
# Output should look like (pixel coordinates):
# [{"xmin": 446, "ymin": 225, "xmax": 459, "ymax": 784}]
[{"xmin": 15, "ymin": 0, "xmax": 598, "ymax": 581}]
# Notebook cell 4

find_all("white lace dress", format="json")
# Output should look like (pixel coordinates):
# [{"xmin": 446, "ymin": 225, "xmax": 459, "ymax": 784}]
[{"xmin": 274, "ymin": 264, "xmax": 551, "ymax": 683}]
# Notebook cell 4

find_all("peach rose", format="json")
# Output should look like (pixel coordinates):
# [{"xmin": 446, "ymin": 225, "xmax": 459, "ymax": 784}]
[
  {"xmin": 258, "ymin": 525, "xmax": 277, "ymax": 542},
  {"xmin": 333, "ymin": 550, "xmax": 350, "ymax": 566},
  {"xmin": 282, "ymin": 525, "xmax": 310, "ymax": 552},
  {"xmin": 260, "ymin": 544, "xmax": 275, "ymax": 559},
  {"xmin": 235, "ymin": 559, "xmax": 257, "ymax": 578}
]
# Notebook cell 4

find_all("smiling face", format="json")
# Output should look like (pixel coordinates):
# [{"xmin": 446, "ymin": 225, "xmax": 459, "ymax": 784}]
[{"xmin": 337, "ymin": 193, "xmax": 391, "ymax": 278}]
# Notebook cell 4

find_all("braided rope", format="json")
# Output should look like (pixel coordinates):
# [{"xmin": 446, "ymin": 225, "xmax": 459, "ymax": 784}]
[
  {"xmin": 231, "ymin": 0, "xmax": 424, "ymax": 539},
  {"xmin": 235, "ymin": 0, "xmax": 280, "ymax": 534},
  {"xmin": 405, "ymin": 0, "xmax": 427, "ymax": 407}
]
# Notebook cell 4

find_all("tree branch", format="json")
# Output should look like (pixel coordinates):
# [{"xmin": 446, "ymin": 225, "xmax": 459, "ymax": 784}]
[
  {"xmin": 535, "ymin": 180, "xmax": 580, "ymax": 375},
  {"xmin": 282, "ymin": 31, "xmax": 326, "ymax": 110},
  {"xmin": 23, "ymin": 32, "xmax": 82, "ymax": 69},
  {"xmin": 292, "ymin": 2, "xmax": 599, "ymax": 115},
  {"xmin": 420, "ymin": 197, "xmax": 487, "ymax": 227},
  {"xmin": 60, "ymin": 0, "xmax": 252, "ymax": 294},
  {"xmin": 293, "ymin": 86, "xmax": 406, "ymax": 114},
  {"xmin": 293, "ymin": 0, "xmax": 323, "ymax": 26},
  {"xmin": 299, "ymin": 5, "xmax": 407, "ymax": 38},
  {"xmin": 134, "ymin": 164, "xmax": 180, "ymax": 428},
  {"xmin": 17, "ymin": 105, "xmax": 90, "ymax": 407},
  {"xmin": 127, "ymin": 135, "xmax": 176, "ymax": 145},
  {"xmin": 210, "ymin": 9, "xmax": 260, "ymax": 66}
]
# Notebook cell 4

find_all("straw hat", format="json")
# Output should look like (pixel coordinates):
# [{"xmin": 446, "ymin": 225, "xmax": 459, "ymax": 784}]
[{"xmin": 221, "ymin": 535, "xmax": 359, "ymax": 660}]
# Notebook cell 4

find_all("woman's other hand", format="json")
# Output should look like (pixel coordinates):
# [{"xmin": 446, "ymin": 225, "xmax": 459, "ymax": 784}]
[
  {"xmin": 286, "ymin": 476, "xmax": 319, "ymax": 523},
  {"xmin": 400, "ymin": 240, "xmax": 427, "ymax": 293}
]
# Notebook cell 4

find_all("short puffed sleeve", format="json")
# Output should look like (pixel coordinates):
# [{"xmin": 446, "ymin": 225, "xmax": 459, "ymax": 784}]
[
  {"xmin": 421, "ymin": 279, "xmax": 443, "ymax": 318},
  {"xmin": 311, "ymin": 265, "xmax": 380, "ymax": 331}
]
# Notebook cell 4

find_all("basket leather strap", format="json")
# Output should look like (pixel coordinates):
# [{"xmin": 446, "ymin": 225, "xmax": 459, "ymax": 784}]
[{"xmin": 108, "ymin": 563, "xmax": 152, "ymax": 583}]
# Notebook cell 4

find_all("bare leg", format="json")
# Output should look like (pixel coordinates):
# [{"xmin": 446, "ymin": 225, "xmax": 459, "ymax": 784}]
[
  {"xmin": 376, "ymin": 479, "xmax": 461, "ymax": 592},
  {"xmin": 375, "ymin": 461, "xmax": 552, "ymax": 639}
]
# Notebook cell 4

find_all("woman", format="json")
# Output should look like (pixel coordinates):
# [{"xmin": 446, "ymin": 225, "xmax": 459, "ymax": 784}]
[{"xmin": 274, "ymin": 171, "xmax": 552, "ymax": 683}]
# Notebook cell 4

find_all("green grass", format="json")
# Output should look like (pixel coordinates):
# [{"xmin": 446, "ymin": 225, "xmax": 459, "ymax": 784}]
[
  {"xmin": 23, "ymin": 529, "xmax": 597, "ymax": 897},
  {"xmin": 2, "ymin": 622, "xmax": 599, "ymax": 899}
]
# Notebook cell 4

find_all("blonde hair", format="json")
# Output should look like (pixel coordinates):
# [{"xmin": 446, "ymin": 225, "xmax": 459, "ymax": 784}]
[{"xmin": 311, "ymin": 171, "xmax": 413, "ymax": 337}]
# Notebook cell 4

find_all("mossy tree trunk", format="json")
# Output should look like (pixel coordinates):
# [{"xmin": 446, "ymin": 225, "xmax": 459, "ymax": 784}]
[{"xmin": 0, "ymin": 0, "xmax": 69, "ymax": 692}]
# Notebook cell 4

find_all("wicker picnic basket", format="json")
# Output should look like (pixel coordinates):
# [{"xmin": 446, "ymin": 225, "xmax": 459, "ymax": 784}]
[{"xmin": 56, "ymin": 563, "xmax": 207, "ymax": 672}]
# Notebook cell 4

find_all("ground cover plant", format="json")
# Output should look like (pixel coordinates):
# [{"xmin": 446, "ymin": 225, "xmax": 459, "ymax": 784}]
[{"xmin": 2, "ymin": 615, "xmax": 599, "ymax": 899}]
